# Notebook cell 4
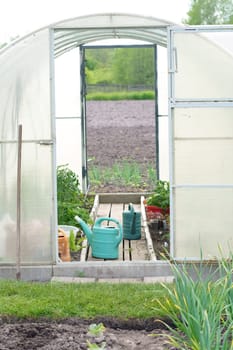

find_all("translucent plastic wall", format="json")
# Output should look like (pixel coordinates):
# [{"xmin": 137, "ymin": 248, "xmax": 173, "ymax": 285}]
[
  {"xmin": 157, "ymin": 46, "xmax": 168, "ymax": 180},
  {"xmin": 169, "ymin": 28, "xmax": 233, "ymax": 259},
  {"xmin": 0, "ymin": 29, "xmax": 55, "ymax": 264},
  {"xmin": 55, "ymin": 48, "xmax": 83, "ymax": 190}
]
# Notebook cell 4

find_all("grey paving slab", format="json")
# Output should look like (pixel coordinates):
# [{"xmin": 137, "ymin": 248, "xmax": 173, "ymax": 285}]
[{"xmin": 51, "ymin": 276, "xmax": 174, "ymax": 284}]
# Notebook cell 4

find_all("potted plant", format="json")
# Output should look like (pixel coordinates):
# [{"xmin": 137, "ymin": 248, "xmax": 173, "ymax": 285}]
[
  {"xmin": 69, "ymin": 229, "xmax": 85, "ymax": 261},
  {"xmin": 145, "ymin": 180, "xmax": 170, "ymax": 219}
]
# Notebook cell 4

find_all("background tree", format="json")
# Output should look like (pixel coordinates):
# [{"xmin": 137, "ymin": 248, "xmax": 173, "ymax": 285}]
[
  {"xmin": 85, "ymin": 48, "xmax": 114, "ymax": 84},
  {"xmin": 184, "ymin": 0, "xmax": 233, "ymax": 24},
  {"xmin": 113, "ymin": 47, "xmax": 154, "ymax": 86},
  {"xmin": 85, "ymin": 47, "xmax": 155, "ymax": 86}
]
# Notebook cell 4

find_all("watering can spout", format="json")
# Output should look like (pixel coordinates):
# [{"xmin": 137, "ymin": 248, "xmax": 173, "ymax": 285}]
[{"xmin": 75, "ymin": 216, "xmax": 93, "ymax": 243}]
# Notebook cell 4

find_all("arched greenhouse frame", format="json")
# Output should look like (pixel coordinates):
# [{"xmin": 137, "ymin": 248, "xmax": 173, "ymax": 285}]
[{"xmin": 0, "ymin": 13, "xmax": 232, "ymax": 280}]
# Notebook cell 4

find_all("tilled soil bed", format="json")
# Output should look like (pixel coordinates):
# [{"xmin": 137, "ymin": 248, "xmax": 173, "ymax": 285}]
[
  {"xmin": 0, "ymin": 317, "xmax": 177, "ymax": 350},
  {"xmin": 86, "ymin": 100, "xmax": 156, "ymax": 193}
]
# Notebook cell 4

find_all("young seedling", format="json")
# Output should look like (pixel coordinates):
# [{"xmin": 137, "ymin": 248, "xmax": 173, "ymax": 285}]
[
  {"xmin": 86, "ymin": 340, "xmax": 106, "ymax": 350},
  {"xmin": 88, "ymin": 323, "xmax": 106, "ymax": 337}
]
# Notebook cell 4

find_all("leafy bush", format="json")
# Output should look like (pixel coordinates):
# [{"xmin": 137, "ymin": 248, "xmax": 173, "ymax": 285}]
[
  {"xmin": 146, "ymin": 180, "xmax": 170, "ymax": 209},
  {"xmin": 57, "ymin": 165, "xmax": 93, "ymax": 226}
]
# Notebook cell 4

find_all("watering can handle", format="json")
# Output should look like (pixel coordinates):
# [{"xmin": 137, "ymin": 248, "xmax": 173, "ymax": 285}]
[
  {"xmin": 95, "ymin": 217, "xmax": 123, "ymax": 243},
  {"xmin": 95, "ymin": 216, "xmax": 121, "ymax": 227},
  {"xmin": 127, "ymin": 203, "xmax": 137, "ymax": 235},
  {"xmin": 128, "ymin": 203, "xmax": 134, "ymax": 213}
]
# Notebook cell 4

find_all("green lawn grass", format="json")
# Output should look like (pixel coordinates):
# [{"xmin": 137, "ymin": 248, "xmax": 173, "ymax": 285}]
[
  {"xmin": 0, "ymin": 280, "xmax": 172, "ymax": 319},
  {"xmin": 86, "ymin": 91, "xmax": 155, "ymax": 101}
]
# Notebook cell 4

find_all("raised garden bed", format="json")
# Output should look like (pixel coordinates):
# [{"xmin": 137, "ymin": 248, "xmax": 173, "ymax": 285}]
[
  {"xmin": 147, "ymin": 215, "xmax": 170, "ymax": 260},
  {"xmin": 141, "ymin": 198, "xmax": 170, "ymax": 260}
]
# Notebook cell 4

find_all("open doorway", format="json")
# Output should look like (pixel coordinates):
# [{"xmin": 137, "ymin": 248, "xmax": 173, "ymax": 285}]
[
  {"xmin": 82, "ymin": 42, "xmax": 159, "ymax": 194},
  {"xmin": 54, "ymin": 40, "xmax": 170, "ymax": 262}
]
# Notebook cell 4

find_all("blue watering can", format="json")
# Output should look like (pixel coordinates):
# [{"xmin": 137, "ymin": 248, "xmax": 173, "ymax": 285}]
[{"xmin": 75, "ymin": 216, "xmax": 123, "ymax": 259}]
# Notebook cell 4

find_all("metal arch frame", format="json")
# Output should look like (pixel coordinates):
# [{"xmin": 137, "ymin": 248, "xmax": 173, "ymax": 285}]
[
  {"xmin": 46, "ymin": 14, "xmax": 172, "ymax": 264},
  {"xmin": 53, "ymin": 27, "xmax": 167, "ymax": 57}
]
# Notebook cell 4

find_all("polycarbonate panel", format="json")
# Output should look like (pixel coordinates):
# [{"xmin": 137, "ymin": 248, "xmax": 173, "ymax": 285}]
[
  {"xmin": 0, "ymin": 29, "xmax": 51, "ymax": 141},
  {"xmin": 21, "ymin": 143, "xmax": 53, "ymax": 263},
  {"xmin": 53, "ymin": 14, "xmax": 169, "ymax": 56},
  {"xmin": 55, "ymin": 47, "xmax": 83, "ymax": 187},
  {"xmin": 0, "ymin": 143, "xmax": 53, "ymax": 264},
  {"xmin": 0, "ymin": 28, "xmax": 54, "ymax": 264},
  {"xmin": 174, "ymin": 31, "xmax": 233, "ymax": 99},
  {"xmin": 174, "ymin": 108, "xmax": 233, "ymax": 184},
  {"xmin": 56, "ymin": 119, "xmax": 82, "ymax": 185},
  {"xmin": 0, "ymin": 144, "xmax": 18, "ymax": 256},
  {"xmin": 173, "ymin": 188, "xmax": 233, "ymax": 259},
  {"xmin": 55, "ymin": 48, "xmax": 81, "ymax": 117},
  {"xmin": 174, "ymin": 139, "xmax": 233, "ymax": 184},
  {"xmin": 54, "ymin": 13, "xmax": 171, "ymax": 29},
  {"xmin": 174, "ymin": 108, "xmax": 233, "ymax": 138},
  {"xmin": 54, "ymin": 28, "xmax": 167, "ymax": 56},
  {"xmin": 157, "ymin": 46, "xmax": 168, "ymax": 116},
  {"xmin": 157, "ymin": 46, "xmax": 169, "ymax": 180}
]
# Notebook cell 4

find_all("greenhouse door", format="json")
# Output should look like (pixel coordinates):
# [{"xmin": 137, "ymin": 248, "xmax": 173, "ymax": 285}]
[
  {"xmin": 55, "ymin": 47, "xmax": 85, "ymax": 191},
  {"xmin": 168, "ymin": 26, "xmax": 233, "ymax": 260}
]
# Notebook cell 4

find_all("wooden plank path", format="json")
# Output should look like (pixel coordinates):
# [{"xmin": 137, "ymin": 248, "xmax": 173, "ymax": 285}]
[{"xmin": 86, "ymin": 202, "xmax": 150, "ymax": 261}]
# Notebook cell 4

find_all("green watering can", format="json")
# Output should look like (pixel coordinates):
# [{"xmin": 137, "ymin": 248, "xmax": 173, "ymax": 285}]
[
  {"xmin": 75, "ymin": 216, "xmax": 123, "ymax": 259},
  {"xmin": 122, "ymin": 203, "xmax": 141, "ymax": 240}
]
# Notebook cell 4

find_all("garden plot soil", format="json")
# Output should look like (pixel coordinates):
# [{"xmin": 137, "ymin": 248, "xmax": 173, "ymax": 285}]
[
  {"xmin": 0, "ymin": 101, "xmax": 176, "ymax": 349},
  {"xmin": 86, "ymin": 100, "xmax": 156, "ymax": 192},
  {"xmin": 0, "ymin": 317, "xmax": 177, "ymax": 349}
]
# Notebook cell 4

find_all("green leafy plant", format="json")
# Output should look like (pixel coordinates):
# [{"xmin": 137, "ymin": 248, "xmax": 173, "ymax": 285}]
[
  {"xmin": 57, "ymin": 165, "xmax": 93, "ymax": 226},
  {"xmin": 146, "ymin": 180, "xmax": 170, "ymax": 209},
  {"xmin": 88, "ymin": 323, "xmax": 106, "ymax": 337},
  {"xmin": 69, "ymin": 230, "xmax": 77, "ymax": 252},
  {"xmin": 86, "ymin": 340, "xmax": 106, "ymax": 349}
]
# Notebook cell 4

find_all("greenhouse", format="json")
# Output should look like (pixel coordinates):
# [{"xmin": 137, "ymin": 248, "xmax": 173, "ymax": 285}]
[{"xmin": 0, "ymin": 13, "xmax": 232, "ymax": 280}]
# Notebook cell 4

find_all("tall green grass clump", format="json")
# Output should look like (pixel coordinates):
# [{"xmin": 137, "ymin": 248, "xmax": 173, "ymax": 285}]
[{"xmin": 157, "ymin": 256, "xmax": 233, "ymax": 349}]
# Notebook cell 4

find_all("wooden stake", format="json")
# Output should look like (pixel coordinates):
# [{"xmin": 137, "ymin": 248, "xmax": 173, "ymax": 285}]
[{"xmin": 16, "ymin": 124, "xmax": 22, "ymax": 280}]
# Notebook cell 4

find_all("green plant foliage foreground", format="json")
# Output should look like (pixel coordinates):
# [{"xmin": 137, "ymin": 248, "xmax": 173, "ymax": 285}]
[
  {"xmin": 157, "ymin": 257, "xmax": 233, "ymax": 350},
  {"xmin": 89, "ymin": 160, "xmax": 157, "ymax": 190},
  {"xmin": 146, "ymin": 180, "xmax": 170, "ymax": 209},
  {"xmin": 57, "ymin": 165, "xmax": 93, "ymax": 226},
  {"xmin": 0, "ymin": 281, "xmax": 170, "ymax": 319}
]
